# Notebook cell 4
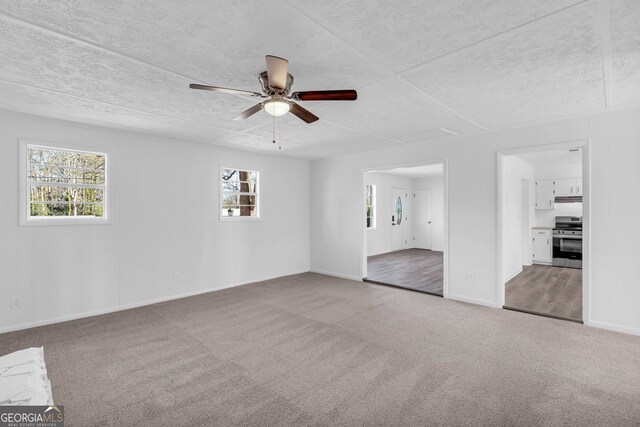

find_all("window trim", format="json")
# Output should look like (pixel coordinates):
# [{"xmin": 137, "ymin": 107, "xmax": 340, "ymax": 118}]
[
  {"xmin": 366, "ymin": 184, "xmax": 376, "ymax": 230},
  {"xmin": 219, "ymin": 165, "xmax": 260, "ymax": 222},
  {"xmin": 19, "ymin": 138, "xmax": 110, "ymax": 226}
]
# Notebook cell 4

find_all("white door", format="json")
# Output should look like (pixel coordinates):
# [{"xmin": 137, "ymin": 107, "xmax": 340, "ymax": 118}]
[
  {"xmin": 391, "ymin": 188, "xmax": 408, "ymax": 251},
  {"xmin": 414, "ymin": 189, "xmax": 433, "ymax": 249}
]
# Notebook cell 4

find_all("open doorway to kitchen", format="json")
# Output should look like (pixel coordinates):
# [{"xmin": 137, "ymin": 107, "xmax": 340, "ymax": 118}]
[
  {"xmin": 362, "ymin": 161, "xmax": 448, "ymax": 296},
  {"xmin": 498, "ymin": 142, "xmax": 589, "ymax": 323}
]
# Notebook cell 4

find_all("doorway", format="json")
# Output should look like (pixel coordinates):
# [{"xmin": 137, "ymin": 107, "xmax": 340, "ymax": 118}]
[
  {"xmin": 498, "ymin": 143, "xmax": 589, "ymax": 323},
  {"xmin": 362, "ymin": 161, "xmax": 448, "ymax": 297}
]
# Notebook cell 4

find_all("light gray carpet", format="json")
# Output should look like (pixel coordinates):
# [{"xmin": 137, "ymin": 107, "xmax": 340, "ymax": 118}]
[{"xmin": 1, "ymin": 273, "xmax": 639, "ymax": 426}]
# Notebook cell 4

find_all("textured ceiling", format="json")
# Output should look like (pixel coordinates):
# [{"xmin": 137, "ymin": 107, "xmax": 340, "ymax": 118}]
[{"xmin": 0, "ymin": 0, "xmax": 638, "ymax": 159}]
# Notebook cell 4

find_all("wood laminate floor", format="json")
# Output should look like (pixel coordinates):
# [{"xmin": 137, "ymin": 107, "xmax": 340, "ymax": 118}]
[
  {"xmin": 505, "ymin": 264, "xmax": 582, "ymax": 322},
  {"xmin": 366, "ymin": 248, "xmax": 443, "ymax": 295}
]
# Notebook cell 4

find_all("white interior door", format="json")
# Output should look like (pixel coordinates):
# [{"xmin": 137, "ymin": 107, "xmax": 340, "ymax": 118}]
[
  {"xmin": 414, "ymin": 189, "xmax": 433, "ymax": 249},
  {"xmin": 391, "ymin": 188, "xmax": 408, "ymax": 251}
]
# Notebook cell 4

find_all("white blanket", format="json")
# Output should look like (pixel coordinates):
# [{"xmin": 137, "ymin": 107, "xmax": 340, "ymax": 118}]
[{"xmin": 0, "ymin": 347, "xmax": 53, "ymax": 406}]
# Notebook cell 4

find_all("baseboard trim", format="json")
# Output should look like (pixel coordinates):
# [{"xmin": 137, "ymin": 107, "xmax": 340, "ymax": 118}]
[
  {"xmin": 363, "ymin": 278, "xmax": 443, "ymax": 297},
  {"xmin": 588, "ymin": 319, "xmax": 640, "ymax": 336},
  {"xmin": 447, "ymin": 293, "xmax": 501, "ymax": 308},
  {"xmin": 503, "ymin": 305, "xmax": 583, "ymax": 324},
  {"xmin": 0, "ymin": 270, "xmax": 309, "ymax": 334},
  {"xmin": 309, "ymin": 269, "xmax": 362, "ymax": 282}
]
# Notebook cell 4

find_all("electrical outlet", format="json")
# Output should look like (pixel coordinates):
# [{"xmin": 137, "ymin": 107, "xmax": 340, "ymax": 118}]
[
  {"xmin": 10, "ymin": 296, "xmax": 22, "ymax": 309},
  {"xmin": 173, "ymin": 272, "xmax": 181, "ymax": 282},
  {"xmin": 465, "ymin": 273, "xmax": 476, "ymax": 284}
]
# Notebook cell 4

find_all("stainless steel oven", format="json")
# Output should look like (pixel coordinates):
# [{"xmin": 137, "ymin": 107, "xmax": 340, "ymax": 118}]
[{"xmin": 552, "ymin": 216, "xmax": 582, "ymax": 269}]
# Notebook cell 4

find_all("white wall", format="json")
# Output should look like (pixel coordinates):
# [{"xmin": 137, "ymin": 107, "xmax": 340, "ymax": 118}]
[
  {"xmin": 534, "ymin": 162, "xmax": 582, "ymax": 180},
  {"xmin": 364, "ymin": 172, "xmax": 413, "ymax": 256},
  {"xmin": 535, "ymin": 203, "xmax": 583, "ymax": 228},
  {"xmin": 310, "ymin": 106, "xmax": 640, "ymax": 335},
  {"xmin": 412, "ymin": 176, "xmax": 445, "ymax": 252},
  {"xmin": 501, "ymin": 156, "xmax": 535, "ymax": 282},
  {"xmin": 0, "ymin": 111, "xmax": 310, "ymax": 332}
]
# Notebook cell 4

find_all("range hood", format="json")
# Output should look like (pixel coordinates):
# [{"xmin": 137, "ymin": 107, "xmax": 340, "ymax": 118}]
[{"xmin": 555, "ymin": 196, "xmax": 582, "ymax": 203}]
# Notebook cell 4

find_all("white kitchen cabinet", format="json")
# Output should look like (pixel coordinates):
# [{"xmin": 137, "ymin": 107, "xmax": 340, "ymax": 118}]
[
  {"xmin": 536, "ymin": 178, "xmax": 583, "ymax": 208},
  {"xmin": 554, "ymin": 178, "xmax": 581, "ymax": 196},
  {"xmin": 554, "ymin": 178, "xmax": 573, "ymax": 196},
  {"xmin": 535, "ymin": 180, "xmax": 555, "ymax": 210},
  {"xmin": 532, "ymin": 228, "xmax": 552, "ymax": 264}
]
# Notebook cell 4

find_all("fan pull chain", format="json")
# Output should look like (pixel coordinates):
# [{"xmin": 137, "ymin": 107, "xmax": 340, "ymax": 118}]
[
  {"xmin": 278, "ymin": 116, "xmax": 282, "ymax": 150},
  {"xmin": 271, "ymin": 112, "xmax": 282, "ymax": 151},
  {"xmin": 272, "ymin": 112, "xmax": 276, "ymax": 145}
]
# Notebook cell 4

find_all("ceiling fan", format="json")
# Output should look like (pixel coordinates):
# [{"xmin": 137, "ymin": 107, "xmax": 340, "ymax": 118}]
[{"xmin": 189, "ymin": 55, "xmax": 357, "ymax": 124}]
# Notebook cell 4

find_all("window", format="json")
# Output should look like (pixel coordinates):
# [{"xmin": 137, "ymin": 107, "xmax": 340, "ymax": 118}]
[
  {"xmin": 21, "ymin": 141, "xmax": 108, "ymax": 224},
  {"xmin": 221, "ymin": 167, "xmax": 259, "ymax": 219},
  {"xmin": 366, "ymin": 184, "xmax": 376, "ymax": 229}
]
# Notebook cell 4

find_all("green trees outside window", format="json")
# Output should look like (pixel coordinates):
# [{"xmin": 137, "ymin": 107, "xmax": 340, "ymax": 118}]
[{"xmin": 28, "ymin": 146, "xmax": 106, "ymax": 218}]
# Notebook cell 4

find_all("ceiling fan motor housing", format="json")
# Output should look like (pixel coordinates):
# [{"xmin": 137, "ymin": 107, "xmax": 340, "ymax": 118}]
[{"xmin": 259, "ymin": 71, "xmax": 294, "ymax": 95}]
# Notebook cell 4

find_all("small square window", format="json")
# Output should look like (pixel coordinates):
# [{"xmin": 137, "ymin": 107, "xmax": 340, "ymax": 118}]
[
  {"xmin": 20, "ymin": 140, "xmax": 109, "ymax": 225},
  {"xmin": 220, "ymin": 167, "xmax": 259, "ymax": 220}
]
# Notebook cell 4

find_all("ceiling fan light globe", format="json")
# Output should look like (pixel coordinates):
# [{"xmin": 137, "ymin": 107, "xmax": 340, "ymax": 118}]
[{"xmin": 263, "ymin": 100, "xmax": 291, "ymax": 117}]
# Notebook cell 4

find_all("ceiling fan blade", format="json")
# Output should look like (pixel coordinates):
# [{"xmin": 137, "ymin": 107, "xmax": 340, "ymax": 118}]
[
  {"xmin": 265, "ymin": 55, "xmax": 289, "ymax": 90},
  {"xmin": 291, "ymin": 90, "xmax": 357, "ymax": 101},
  {"xmin": 290, "ymin": 102, "xmax": 319, "ymax": 123},
  {"xmin": 189, "ymin": 84, "xmax": 264, "ymax": 98},
  {"xmin": 232, "ymin": 103, "xmax": 263, "ymax": 121}
]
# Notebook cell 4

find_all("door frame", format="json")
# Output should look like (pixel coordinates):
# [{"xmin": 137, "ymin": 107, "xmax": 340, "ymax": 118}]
[
  {"xmin": 496, "ymin": 139, "xmax": 591, "ymax": 325},
  {"xmin": 520, "ymin": 178, "xmax": 531, "ymax": 266},
  {"xmin": 361, "ymin": 158, "xmax": 450, "ymax": 298}
]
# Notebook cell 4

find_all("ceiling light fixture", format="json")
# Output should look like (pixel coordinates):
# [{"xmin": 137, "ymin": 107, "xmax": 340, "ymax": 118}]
[{"xmin": 263, "ymin": 98, "xmax": 291, "ymax": 117}]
